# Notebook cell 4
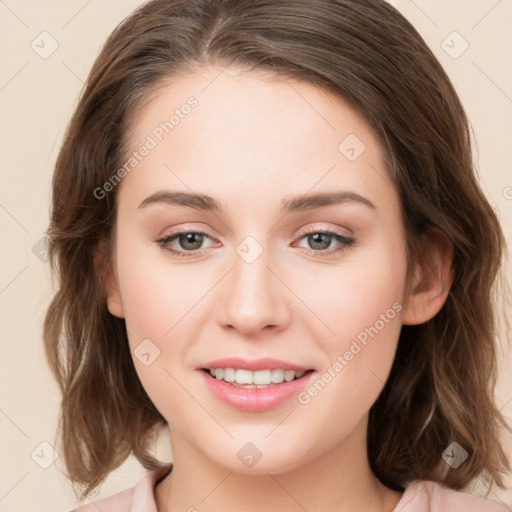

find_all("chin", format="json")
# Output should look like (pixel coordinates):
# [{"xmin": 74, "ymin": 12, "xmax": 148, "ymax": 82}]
[{"xmin": 203, "ymin": 440, "xmax": 309, "ymax": 475}]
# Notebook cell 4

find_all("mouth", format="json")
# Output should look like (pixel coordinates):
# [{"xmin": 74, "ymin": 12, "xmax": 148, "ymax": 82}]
[
  {"xmin": 199, "ymin": 366, "xmax": 316, "ymax": 412},
  {"xmin": 198, "ymin": 357, "xmax": 316, "ymax": 411},
  {"xmin": 201, "ymin": 367, "xmax": 315, "ymax": 388}
]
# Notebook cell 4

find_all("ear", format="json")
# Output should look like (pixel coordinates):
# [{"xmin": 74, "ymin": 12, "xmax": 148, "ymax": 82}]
[
  {"xmin": 401, "ymin": 228, "xmax": 454, "ymax": 325},
  {"xmin": 94, "ymin": 239, "xmax": 125, "ymax": 319}
]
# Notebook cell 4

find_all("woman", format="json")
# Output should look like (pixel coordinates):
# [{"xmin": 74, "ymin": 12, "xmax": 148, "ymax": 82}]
[{"xmin": 43, "ymin": 1, "xmax": 511, "ymax": 510}]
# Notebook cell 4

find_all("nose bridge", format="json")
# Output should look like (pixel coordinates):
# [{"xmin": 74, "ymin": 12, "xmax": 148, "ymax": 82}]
[{"xmin": 217, "ymin": 234, "xmax": 289, "ymax": 335}]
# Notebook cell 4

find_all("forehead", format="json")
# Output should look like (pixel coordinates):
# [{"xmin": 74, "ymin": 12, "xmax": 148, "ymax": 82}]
[
  {"xmin": 118, "ymin": 65, "xmax": 398, "ymax": 217},
  {"xmin": 129, "ymin": 65, "xmax": 376, "ymax": 157}
]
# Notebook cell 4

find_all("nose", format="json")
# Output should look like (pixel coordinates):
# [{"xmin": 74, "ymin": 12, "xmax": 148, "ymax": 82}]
[{"xmin": 216, "ymin": 240, "xmax": 291, "ymax": 337}]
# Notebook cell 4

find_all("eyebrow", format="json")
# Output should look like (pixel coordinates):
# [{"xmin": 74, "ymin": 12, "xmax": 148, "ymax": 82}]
[{"xmin": 138, "ymin": 190, "xmax": 376, "ymax": 213}]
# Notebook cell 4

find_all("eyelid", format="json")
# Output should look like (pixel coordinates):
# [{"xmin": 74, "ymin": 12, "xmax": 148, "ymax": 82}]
[
  {"xmin": 298, "ymin": 224, "xmax": 353, "ymax": 238},
  {"xmin": 156, "ymin": 223, "xmax": 356, "ymax": 258},
  {"xmin": 160, "ymin": 223, "xmax": 353, "ymax": 240}
]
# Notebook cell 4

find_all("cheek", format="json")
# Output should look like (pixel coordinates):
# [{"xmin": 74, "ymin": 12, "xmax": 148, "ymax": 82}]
[
  {"xmin": 296, "ymin": 278, "xmax": 404, "ymax": 443},
  {"xmin": 114, "ymin": 243, "xmax": 199, "ymax": 421},
  {"xmin": 296, "ymin": 235, "xmax": 407, "ymax": 344},
  {"xmin": 115, "ymin": 238, "xmax": 205, "ymax": 344},
  {"xmin": 340, "ymin": 240, "xmax": 406, "ymax": 373},
  {"xmin": 297, "ymin": 232, "xmax": 407, "ymax": 409}
]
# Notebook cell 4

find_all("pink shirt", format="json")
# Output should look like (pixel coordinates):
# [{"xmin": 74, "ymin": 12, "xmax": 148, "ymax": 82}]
[{"xmin": 69, "ymin": 463, "xmax": 511, "ymax": 511}]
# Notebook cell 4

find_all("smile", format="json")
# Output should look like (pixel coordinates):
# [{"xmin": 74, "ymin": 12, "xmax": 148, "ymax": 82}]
[
  {"xmin": 200, "ymin": 367, "xmax": 315, "ymax": 412},
  {"xmin": 205, "ymin": 368, "xmax": 308, "ymax": 387}
]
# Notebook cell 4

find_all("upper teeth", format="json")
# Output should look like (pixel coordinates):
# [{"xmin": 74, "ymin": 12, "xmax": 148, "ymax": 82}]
[{"xmin": 209, "ymin": 368, "xmax": 306, "ymax": 386}]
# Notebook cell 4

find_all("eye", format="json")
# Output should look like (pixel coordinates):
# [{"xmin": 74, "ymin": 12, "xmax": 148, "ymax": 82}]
[
  {"xmin": 155, "ymin": 228, "xmax": 216, "ymax": 258},
  {"xmin": 294, "ymin": 228, "xmax": 355, "ymax": 257},
  {"xmin": 155, "ymin": 227, "xmax": 355, "ymax": 259}
]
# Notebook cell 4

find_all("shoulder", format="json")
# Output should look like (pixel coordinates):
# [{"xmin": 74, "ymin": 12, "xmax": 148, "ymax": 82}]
[
  {"xmin": 68, "ymin": 487, "xmax": 132, "ymax": 512},
  {"xmin": 398, "ymin": 479, "xmax": 511, "ymax": 512},
  {"xmin": 67, "ymin": 463, "xmax": 173, "ymax": 512}
]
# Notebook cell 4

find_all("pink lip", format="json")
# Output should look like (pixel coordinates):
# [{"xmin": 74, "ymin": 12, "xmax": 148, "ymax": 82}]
[
  {"xmin": 199, "ymin": 357, "xmax": 311, "ymax": 372},
  {"xmin": 199, "ymin": 368, "xmax": 315, "ymax": 412}
]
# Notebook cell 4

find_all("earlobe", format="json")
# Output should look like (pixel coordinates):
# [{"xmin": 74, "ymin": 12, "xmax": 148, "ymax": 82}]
[
  {"xmin": 401, "ymin": 228, "xmax": 454, "ymax": 326},
  {"xmin": 94, "ymin": 239, "xmax": 125, "ymax": 319},
  {"xmin": 105, "ymin": 267, "xmax": 125, "ymax": 319}
]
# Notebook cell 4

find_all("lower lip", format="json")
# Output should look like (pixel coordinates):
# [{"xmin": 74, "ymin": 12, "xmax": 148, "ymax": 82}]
[{"xmin": 199, "ymin": 370, "xmax": 315, "ymax": 412}]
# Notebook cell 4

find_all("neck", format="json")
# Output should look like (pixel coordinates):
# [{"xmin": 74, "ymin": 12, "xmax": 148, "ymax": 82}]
[{"xmin": 155, "ymin": 416, "xmax": 403, "ymax": 512}]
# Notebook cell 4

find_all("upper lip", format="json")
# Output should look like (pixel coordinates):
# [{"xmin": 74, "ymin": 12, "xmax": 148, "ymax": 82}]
[{"xmin": 200, "ymin": 357, "xmax": 312, "ymax": 372}]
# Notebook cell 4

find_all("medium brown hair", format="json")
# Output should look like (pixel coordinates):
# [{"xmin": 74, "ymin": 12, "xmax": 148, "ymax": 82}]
[{"xmin": 44, "ymin": 0, "xmax": 511, "ymax": 500}]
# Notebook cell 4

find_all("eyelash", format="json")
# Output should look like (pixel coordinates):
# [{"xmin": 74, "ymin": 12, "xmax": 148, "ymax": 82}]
[{"xmin": 155, "ymin": 226, "xmax": 355, "ymax": 259}]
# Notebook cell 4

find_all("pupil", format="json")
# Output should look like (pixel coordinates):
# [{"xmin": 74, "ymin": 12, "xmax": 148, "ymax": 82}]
[
  {"xmin": 310, "ymin": 233, "xmax": 330, "ymax": 250},
  {"xmin": 181, "ymin": 233, "xmax": 203, "ymax": 250}
]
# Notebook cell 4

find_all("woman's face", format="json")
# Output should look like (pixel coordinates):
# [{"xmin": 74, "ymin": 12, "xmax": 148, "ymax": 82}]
[{"xmin": 106, "ymin": 65, "xmax": 409, "ymax": 473}]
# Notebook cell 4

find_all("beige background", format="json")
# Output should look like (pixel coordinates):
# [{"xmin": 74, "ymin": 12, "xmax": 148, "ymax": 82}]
[{"xmin": 0, "ymin": 1, "xmax": 511, "ymax": 510}]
